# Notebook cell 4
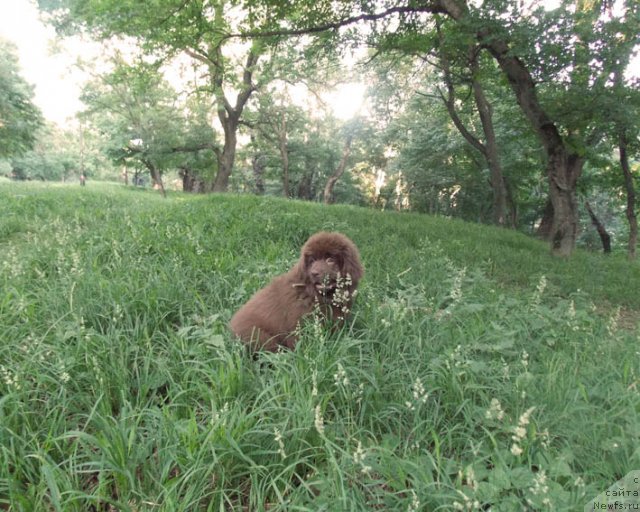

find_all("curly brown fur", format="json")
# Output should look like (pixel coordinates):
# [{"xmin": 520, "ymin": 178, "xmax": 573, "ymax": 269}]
[{"xmin": 229, "ymin": 232, "xmax": 364, "ymax": 352}]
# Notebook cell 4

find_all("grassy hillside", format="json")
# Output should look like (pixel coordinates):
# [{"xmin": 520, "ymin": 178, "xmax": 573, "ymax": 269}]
[{"xmin": 1, "ymin": 182, "xmax": 638, "ymax": 511}]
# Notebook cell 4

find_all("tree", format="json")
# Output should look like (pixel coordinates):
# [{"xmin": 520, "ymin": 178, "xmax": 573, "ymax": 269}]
[
  {"xmin": 244, "ymin": 89, "xmax": 309, "ymax": 197},
  {"xmin": 39, "ymin": 0, "xmax": 270, "ymax": 192},
  {"xmin": 235, "ymin": 0, "xmax": 640, "ymax": 256},
  {"xmin": 0, "ymin": 38, "xmax": 43, "ymax": 158},
  {"xmin": 6, "ymin": 121, "xmax": 115, "ymax": 182},
  {"xmin": 81, "ymin": 58, "xmax": 216, "ymax": 195}
]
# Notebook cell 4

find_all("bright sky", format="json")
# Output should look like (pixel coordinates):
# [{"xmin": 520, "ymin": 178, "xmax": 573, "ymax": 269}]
[
  {"xmin": 0, "ymin": 0, "xmax": 366, "ymax": 125},
  {"xmin": 0, "ymin": 0, "xmax": 95, "ymax": 125},
  {"xmin": 0, "ymin": 0, "xmax": 637, "ymax": 127}
]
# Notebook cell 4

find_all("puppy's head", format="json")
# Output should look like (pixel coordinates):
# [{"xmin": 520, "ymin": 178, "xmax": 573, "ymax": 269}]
[{"xmin": 300, "ymin": 232, "xmax": 363, "ymax": 295}]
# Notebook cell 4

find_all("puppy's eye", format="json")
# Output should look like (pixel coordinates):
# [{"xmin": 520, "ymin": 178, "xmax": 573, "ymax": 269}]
[{"xmin": 326, "ymin": 257, "xmax": 336, "ymax": 265}]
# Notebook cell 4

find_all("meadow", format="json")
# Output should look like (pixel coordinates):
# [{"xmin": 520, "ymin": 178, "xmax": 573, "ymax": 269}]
[{"xmin": 0, "ymin": 182, "xmax": 638, "ymax": 511}]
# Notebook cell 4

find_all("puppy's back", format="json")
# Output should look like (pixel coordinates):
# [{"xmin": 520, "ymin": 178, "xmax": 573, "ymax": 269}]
[{"xmin": 229, "ymin": 271, "xmax": 313, "ymax": 350}]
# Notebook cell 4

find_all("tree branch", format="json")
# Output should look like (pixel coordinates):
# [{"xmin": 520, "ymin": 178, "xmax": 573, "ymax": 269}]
[{"xmin": 225, "ymin": 4, "xmax": 451, "ymax": 40}]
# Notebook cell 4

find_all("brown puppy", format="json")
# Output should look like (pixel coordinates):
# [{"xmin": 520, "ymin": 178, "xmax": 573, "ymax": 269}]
[{"xmin": 229, "ymin": 232, "xmax": 364, "ymax": 351}]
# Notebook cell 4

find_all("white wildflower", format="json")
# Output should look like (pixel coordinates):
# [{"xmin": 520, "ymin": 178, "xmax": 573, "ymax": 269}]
[
  {"xmin": 314, "ymin": 404, "xmax": 325, "ymax": 435},
  {"xmin": 485, "ymin": 398, "xmax": 505, "ymax": 421},
  {"xmin": 274, "ymin": 428, "xmax": 286, "ymax": 459},
  {"xmin": 465, "ymin": 466, "xmax": 478, "ymax": 492},
  {"xmin": 412, "ymin": 377, "xmax": 428, "ymax": 404},
  {"xmin": 531, "ymin": 275, "xmax": 547, "ymax": 306},
  {"xmin": 0, "ymin": 366, "xmax": 20, "ymax": 390},
  {"xmin": 353, "ymin": 440, "xmax": 371, "ymax": 474},
  {"xmin": 510, "ymin": 407, "xmax": 535, "ymax": 456},
  {"xmin": 407, "ymin": 489, "xmax": 420, "ymax": 512},
  {"xmin": 453, "ymin": 492, "xmax": 480, "ymax": 511},
  {"xmin": 607, "ymin": 307, "xmax": 621, "ymax": 336},
  {"xmin": 449, "ymin": 267, "xmax": 466, "ymax": 306},
  {"xmin": 333, "ymin": 363, "xmax": 349, "ymax": 387},
  {"xmin": 311, "ymin": 369, "xmax": 318, "ymax": 398},
  {"xmin": 529, "ymin": 470, "xmax": 549, "ymax": 496},
  {"xmin": 539, "ymin": 429, "xmax": 550, "ymax": 449}
]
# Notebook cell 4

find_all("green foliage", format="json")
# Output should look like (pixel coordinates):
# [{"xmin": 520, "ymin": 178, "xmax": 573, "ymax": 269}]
[
  {"xmin": 0, "ymin": 183, "xmax": 638, "ymax": 510},
  {"xmin": 5, "ymin": 123, "xmax": 115, "ymax": 182},
  {"xmin": 0, "ymin": 38, "xmax": 44, "ymax": 158},
  {"xmin": 81, "ymin": 59, "xmax": 217, "ymax": 183}
]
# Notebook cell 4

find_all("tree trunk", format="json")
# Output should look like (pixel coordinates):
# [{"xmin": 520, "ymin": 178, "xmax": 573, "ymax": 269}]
[
  {"xmin": 187, "ymin": 37, "xmax": 259, "ymax": 193},
  {"xmin": 477, "ymin": 29, "xmax": 584, "ymax": 255},
  {"xmin": 546, "ymin": 151, "xmax": 583, "ymax": 256},
  {"xmin": 436, "ymin": 32, "xmax": 509, "ymax": 227},
  {"xmin": 537, "ymin": 199, "xmax": 554, "ymax": 240},
  {"xmin": 619, "ymin": 132, "xmax": 638, "ymax": 259},
  {"xmin": 251, "ymin": 152, "xmax": 266, "ymax": 195},
  {"xmin": 144, "ymin": 159, "xmax": 166, "ymax": 198},
  {"xmin": 469, "ymin": 55, "xmax": 508, "ymax": 226},
  {"xmin": 180, "ymin": 167, "xmax": 206, "ymax": 193},
  {"xmin": 323, "ymin": 135, "xmax": 353, "ymax": 204},
  {"xmin": 213, "ymin": 121, "xmax": 237, "ymax": 192},
  {"xmin": 297, "ymin": 154, "xmax": 315, "ymax": 200},
  {"xmin": 504, "ymin": 176, "xmax": 517, "ymax": 228},
  {"xmin": 278, "ymin": 114, "xmax": 290, "ymax": 197},
  {"xmin": 585, "ymin": 201, "xmax": 611, "ymax": 254}
]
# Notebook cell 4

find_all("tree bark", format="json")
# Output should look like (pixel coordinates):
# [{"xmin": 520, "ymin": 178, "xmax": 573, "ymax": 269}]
[
  {"xmin": 323, "ymin": 134, "xmax": 353, "ymax": 204},
  {"xmin": 144, "ymin": 159, "xmax": 166, "ymax": 198},
  {"xmin": 297, "ymin": 154, "xmax": 315, "ymax": 200},
  {"xmin": 179, "ymin": 167, "xmax": 206, "ymax": 193},
  {"xmin": 251, "ymin": 145, "xmax": 266, "ymax": 195},
  {"xmin": 212, "ymin": 119, "xmax": 239, "ymax": 192},
  {"xmin": 585, "ymin": 201, "xmax": 611, "ymax": 254},
  {"xmin": 619, "ymin": 132, "xmax": 638, "ymax": 259},
  {"xmin": 537, "ymin": 198, "xmax": 554, "ymax": 240},
  {"xmin": 545, "ymin": 151, "xmax": 583, "ymax": 256},
  {"xmin": 277, "ymin": 114, "xmax": 290, "ymax": 197}
]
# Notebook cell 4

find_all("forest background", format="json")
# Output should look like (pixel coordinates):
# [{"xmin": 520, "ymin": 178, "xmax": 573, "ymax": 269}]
[{"xmin": 1, "ymin": 0, "xmax": 639, "ymax": 258}]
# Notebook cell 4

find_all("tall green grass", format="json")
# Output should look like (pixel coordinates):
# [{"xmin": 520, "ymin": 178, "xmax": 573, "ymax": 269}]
[{"xmin": 0, "ymin": 182, "xmax": 638, "ymax": 511}]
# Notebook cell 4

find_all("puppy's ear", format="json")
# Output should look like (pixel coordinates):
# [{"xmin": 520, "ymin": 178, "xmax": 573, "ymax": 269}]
[
  {"xmin": 340, "ymin": 243, "xmax": 364, "ymax": 284},
  {"xmin": 293, "ymin": 250, "xmax": 310, "ymax": 279}
]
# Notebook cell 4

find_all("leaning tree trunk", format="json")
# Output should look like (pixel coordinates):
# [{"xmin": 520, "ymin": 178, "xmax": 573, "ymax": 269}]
[
  {"xmin": 323, "ymin": 135, "xmax": 353, "ymax": 204},
  {"xmin": 585, "ymin": 201, "xmax": 611, "ymax": 254},
  {"xmin": 478, "ymin": 29, "xmax": 584, "ymax": 256},
  {"xmin": 436, "ymin": 31, "xmax": 509, "ymax": 227},
  {"xmin": 470, "ymin": 56, "xmax": 508, "ymax": 226},
  {"xmin": 436, "ymin": 1, "xmax": 585, "ymax": 253},
  {"xmin": 144, "ymin": 160, "xmax": 166, "ymax": 198}
]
